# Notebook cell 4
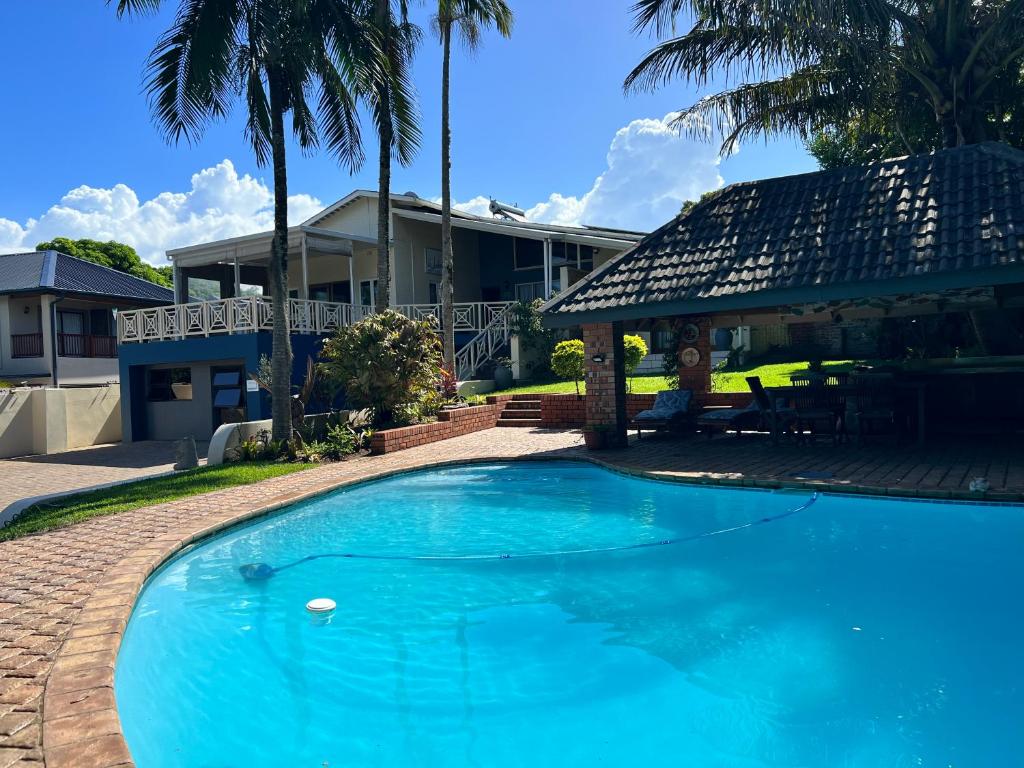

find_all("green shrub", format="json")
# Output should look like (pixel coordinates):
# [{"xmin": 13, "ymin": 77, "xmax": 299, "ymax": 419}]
[
  {"xmin": 623, "ymin": 334, "xmax": 648, "ymax": 377},
  {"xmin": 551, "ymin": 339, "xmax": 585, "ymax": 395},
  {"xmin": 320, "ymin": 310, "xmax": 442, "ymax": 426},
  {"xmin": 235, "ymin": 430, "xmax": 286, "ymax": 461}
]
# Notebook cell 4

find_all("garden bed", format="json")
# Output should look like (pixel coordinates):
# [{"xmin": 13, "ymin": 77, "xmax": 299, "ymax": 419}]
[{"xmin": 369, "ymin": 403, "xmax": 503, "ymax": 454}]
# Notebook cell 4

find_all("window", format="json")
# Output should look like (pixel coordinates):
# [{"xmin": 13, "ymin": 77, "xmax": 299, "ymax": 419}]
[
  {"xmin": 57, "ymin": 311, "xmax": 84, "ymax": 335},
  {"xmin": 359, "ymin": 279, "xmax": 378, "ymax": 306},
  {"xmin": 239, "ymin": 283, "xmax": 263, "ymax": 296},
  {"xmin": 428, "ymin": 282, "xmax": 439, "ymax": 304},
  {"xmin": 513, "ymin": 238, "xmax": 544, "ymax": 270},
  {"xmin": 89, "ymin": 309, "xmax": 112, "ymax": 336},
  {"xmin": 309, "ymin": 284, "xmax": 331, "ymax": 302},
  {"xmin": 425, "ymin": 248, "xmax": 442, "ymax": 275},
  {"xmin": 147, "ymin": 368, "xmax": 193, "ymax": 402},
  {"xmin": 187, "ymin": 277, "xmax": 220, "ymax": 301},
  {"xmin": 515, "ymin": 282, "xmax": 544, "ymax": 302}
]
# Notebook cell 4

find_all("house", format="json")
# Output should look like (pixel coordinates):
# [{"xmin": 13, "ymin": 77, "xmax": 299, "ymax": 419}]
[
  {"xmin": 0, "ymin": 250, "xmax": 173, "ymax": 386},
  {"xmin": 542, "ymin": 142, "xmax": 1024, "ymax": 446},
  {"xmin": 116, "ymin": 191, "xmax": 644, "ymax": 442}
]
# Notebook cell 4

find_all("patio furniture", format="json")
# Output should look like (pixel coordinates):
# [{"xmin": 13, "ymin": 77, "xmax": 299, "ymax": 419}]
[
  {"xmin": 696, "ymin": 400, "xmax": 762, "ymax": 437},
  {"xmin": 851, "ymin": 373, "xmax": 898, "ymax": 443},
  {"xmin": 791, "ymin": 371, "xmax": 851, "ymax": 387},
  {"xmin": 631, "ymin": 389, "xmax": 695, "ymax": 437},
  {"xmin": 791, "ymin": 385, "xmax": 846, "ymax": 445},
  {"xmin": 747, "ymin": 377, "xmax": 798, "ymax": 443}
]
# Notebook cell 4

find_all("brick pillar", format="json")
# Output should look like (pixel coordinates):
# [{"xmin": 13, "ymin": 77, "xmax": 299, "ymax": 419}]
[
  {"xmin": 583, "ymin": 321, "xmax": 628, "ymax": 447},
  {"xmin": 676, "ymin": 315, "xmax": 712, "ymax": 394}
]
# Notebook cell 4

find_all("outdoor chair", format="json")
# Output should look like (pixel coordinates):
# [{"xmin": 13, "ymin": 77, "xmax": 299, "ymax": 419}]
[
  {"xmin": 745, "ymin": 376, "xmax": 797, "ymax": 439},
  {"xmin": 631, "ymin": 389, "xmax": 695, "ymax": 438},
  {"xmin": 696, "ymin": 400, "xmax": 762, "ymax": 437},
  {"xmin": 792, "ymin": 386, "xmax": 846, "ymax": 445},
  {"xmin": 852, "ymin": 373, "xmax": 899, "ymax": 443}
]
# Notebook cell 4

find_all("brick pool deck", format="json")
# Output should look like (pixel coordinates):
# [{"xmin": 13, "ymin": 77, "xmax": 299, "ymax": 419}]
[{"xmin": 2, "ymin": 427, "xmax": 1023, "ymax": 767}]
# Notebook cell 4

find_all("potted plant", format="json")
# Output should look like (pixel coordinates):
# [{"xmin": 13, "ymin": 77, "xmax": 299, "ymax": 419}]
[
  {"xmin": 493, "ymin": 356, "xmax": 514, "ymax": 390},
  {"xmin": 583, "ymin": 423, "xmax": 611, "ymax": 450}
]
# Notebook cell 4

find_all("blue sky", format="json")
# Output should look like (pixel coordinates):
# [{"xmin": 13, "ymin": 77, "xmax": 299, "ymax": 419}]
[{"xmin": 0, "ymin": 0, "xmax": 816, "ymax": 264}]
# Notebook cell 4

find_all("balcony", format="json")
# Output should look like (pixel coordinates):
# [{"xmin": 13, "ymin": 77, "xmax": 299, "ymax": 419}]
[
  {"xmin": 11, "ymin": 333, "xmax": 44, "ymax": 358},
  {"xmin": 117, "ymin": 297, "xmax": 514, "ymax": 344},
  {"xmin": 57, "ymin": 333, "xmax": 118, "ymax": 358}
]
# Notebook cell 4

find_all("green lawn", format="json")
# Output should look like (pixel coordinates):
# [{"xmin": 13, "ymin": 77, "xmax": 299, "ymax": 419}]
[
  {"xmin": 0, "ymin": 461, "xmax": 312, "ymax": 542},
  {"xmin": 491, "ymin": 360, "xmax": 856, "ymax": 397}
]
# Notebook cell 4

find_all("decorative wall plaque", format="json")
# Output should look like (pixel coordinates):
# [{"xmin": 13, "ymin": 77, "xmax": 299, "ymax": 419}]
[
  {"xmin": 681, "ymin": 322, "xmax": 700, "ymax": 344},
  {"xmin": 681, "ymin": 347, "xmax": 701, "ymax": 368}
]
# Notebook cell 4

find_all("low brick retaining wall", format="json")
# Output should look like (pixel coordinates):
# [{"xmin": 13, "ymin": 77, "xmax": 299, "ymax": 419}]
[
  {"xmin": 369, "ymin": 404, "xmax": 502, "ymax": 454},
  {"xmin": 507, "ymin": 391, "xmax": 752, "ymax": 428}
]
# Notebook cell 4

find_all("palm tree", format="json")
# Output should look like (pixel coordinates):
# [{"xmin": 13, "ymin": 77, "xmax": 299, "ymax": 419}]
[
  {"xmin": 112, "ymin": 0, "xmax": 365, "ymax": 441},
  {"xmin": 434, "ymin": 0, "xmax": 513, "ymax": 369},
  {"xmin": 362, "ymin": 0, "xmax": 421, "ymax": 313},
  {"xmin": 625, "ymin": 0, "xmax": 1024, "ymax": 152}
]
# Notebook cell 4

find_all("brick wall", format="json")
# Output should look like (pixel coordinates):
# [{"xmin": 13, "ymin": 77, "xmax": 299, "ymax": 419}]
[
  {"xmin": 582, "ymin": 322, "xmax": 628, "ymax": 446},
  {"xmin": 369, "ymin": 403, "xmax": 502, "ymax": 454},
  {"xmin": 533, "ymin": 391, "xmax": 749, "ymax": 428},
  {"xmin": 676, "ymin": 315, "xmax": 713, "ymax": 393}
]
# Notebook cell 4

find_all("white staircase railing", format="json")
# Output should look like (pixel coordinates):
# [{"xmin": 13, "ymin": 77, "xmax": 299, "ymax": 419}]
[{"xmin": 455, "ymin": 302, "xmax": 515, "ymax": 380}]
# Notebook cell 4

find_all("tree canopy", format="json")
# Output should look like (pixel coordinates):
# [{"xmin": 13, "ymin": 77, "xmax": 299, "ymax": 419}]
[
  {"xmin": 35, "ymin": 237, "xmax": 172, "ymax": 286},
  {"xmin": 627, "ymin": 0, "xmax": 1024, "ymax": 158}
]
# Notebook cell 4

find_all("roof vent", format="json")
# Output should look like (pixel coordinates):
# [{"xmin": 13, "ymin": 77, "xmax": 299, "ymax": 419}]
[{"xmin": 489, "ymin": 199, "xmax": 527, "ymax": 222}]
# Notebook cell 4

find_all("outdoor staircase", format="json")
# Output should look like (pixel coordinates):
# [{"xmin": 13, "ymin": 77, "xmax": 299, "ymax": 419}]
[
  {"xmin": 455, "ymin": 303, "xmax": 515, "ymax": 381},
  {"xmin": 496, "ymin": 397, "xmax": 542, "ymax": 428}
]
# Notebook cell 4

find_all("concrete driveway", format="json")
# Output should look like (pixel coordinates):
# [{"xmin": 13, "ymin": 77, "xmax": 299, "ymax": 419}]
[{"xmin": 0, "ymin": 441, "xmax": 198, "ymax": 526}]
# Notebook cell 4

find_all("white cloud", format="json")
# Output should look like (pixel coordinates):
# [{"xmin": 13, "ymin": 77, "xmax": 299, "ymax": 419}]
[
  {"xmin": 525, "ymin": 113, "xmax": 726, "ymax": 232},
  {"xmin": 0, "ymin": 160, "xmax": 323, "ymax": 265}
]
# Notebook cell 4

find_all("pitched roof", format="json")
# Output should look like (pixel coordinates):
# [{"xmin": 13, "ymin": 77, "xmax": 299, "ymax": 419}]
[
  {"xmin": 543, "ymin": 142, "xmax": 1024, "ymax": 325},
  {"xmin": 0, "ymin": 251, "xmax": 174, "ymax": 305}
]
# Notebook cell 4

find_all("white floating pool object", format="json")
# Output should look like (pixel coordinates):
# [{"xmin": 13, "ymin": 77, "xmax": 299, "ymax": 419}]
[{"xmin": 306, "ymin": 598, "xmax": 336, "ymax": 614}]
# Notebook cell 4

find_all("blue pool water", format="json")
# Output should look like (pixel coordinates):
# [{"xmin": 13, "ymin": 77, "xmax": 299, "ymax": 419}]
[{"xmin": 116, "ymin": 462, "xmax": 1024, "ymax": 767}]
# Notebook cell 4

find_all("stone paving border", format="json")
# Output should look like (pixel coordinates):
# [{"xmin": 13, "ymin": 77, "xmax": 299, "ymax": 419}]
[{"xmin": 7, "ymin": 428, "xmax": 1023, "ymax": 766}]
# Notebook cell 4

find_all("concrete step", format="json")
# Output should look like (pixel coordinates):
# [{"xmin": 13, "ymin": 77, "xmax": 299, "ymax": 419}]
[
  {"xmin": 500, "ymin": 409, "xmax": 541, "ymax": 419},
  {"xmin": 496, "ymin": 418, "xmax": 542, "ymax": 428}
]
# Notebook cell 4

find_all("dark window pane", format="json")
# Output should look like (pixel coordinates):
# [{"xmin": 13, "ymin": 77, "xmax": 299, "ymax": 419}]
[
  {"xmin": 513, "ymin": 239, "xmax": 543, "ymax": 270},
  {"xmin": 212, "ymin": 372, "xmax": 240, "ymax": 387},
  {"xmin": 213, "ymin": 388, "xmax": 242, "ymax": 407}
]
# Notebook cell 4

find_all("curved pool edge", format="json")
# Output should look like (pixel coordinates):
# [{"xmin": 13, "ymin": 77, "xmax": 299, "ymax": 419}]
[{"xmin": 41, "ymin": 452, "xmax": 1024, "ymax": 767}]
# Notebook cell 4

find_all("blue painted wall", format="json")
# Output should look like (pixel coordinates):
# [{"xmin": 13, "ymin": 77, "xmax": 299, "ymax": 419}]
[{"xmin": 118, "ymin": 332, "xmax": 330, "ymax": 441}]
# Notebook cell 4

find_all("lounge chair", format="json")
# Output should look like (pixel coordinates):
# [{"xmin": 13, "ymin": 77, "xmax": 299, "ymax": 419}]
[
  {"xmin": 631, "ymin": 389, "xmax": 695, "ymax": 437},
  {"xmin": 745, "ymin": 376, "xmax": 798, "ymax": 442},
  {"xmin": 696, "ymin": 399, "xmax": 762, "ymax": 437}
]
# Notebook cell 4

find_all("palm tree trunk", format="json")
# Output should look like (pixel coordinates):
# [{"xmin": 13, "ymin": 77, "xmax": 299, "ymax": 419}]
[
  {"xmin": 440, "ymin": 21, "xmax": 456, "ymax": 370},
  {"xmin": 267, "ymin": 71, "xmax": 293, "ymax": 442},
  {"xmin": 375, "ymin": 0, "xmax": 393, "ymax": 314}
]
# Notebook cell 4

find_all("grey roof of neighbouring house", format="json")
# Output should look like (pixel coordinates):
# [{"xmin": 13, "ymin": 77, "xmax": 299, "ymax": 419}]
[
  {"xmin": 543, "ymin": 142, "xmax": 1024, "ymax": 326},
  {"xmin": 0, "ymin": 250, "xmax": 174, "ymax": 305}
]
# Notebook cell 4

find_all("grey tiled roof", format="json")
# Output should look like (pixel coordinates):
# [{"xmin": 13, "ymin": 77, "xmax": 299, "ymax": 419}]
[
  {"xmin": 544, "ymin": 142, "xmax": 1024, "ymax": 324},
  {"xmin": 0, "ymin": 251, "xmax": 173, "ymax": 305}
]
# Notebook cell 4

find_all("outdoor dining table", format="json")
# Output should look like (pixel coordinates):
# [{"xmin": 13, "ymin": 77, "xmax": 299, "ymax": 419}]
[{"xmin": 766, "ymin": 380, "xmax": 929, "ymax": 446}]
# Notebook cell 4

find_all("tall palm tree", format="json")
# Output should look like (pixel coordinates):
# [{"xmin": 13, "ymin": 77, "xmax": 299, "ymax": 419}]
[
  {"xmin": 362, "ymin": 0, "xmax": 421, "ymax": 313},
  {"xmin": 112, "ymin": 0, "xmax": 365, "ymax": 441},
  {"xmin": 625, "ymin": 0, "xmax": 1024, "ymax": 152},
  {"xmin": 434, "ymin": 0, "xmax": 513, "ymax": 369}
]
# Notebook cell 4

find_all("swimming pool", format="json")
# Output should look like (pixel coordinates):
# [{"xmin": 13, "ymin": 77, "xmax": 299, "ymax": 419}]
[{"xmin": 115, "ymin": 461, "xmax": 1024, "ymax": 767}]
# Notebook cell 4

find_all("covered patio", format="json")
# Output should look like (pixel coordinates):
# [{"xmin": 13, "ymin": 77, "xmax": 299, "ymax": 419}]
[{"xmin": 542, "ymin": 142, "xmax": 1024, "ymax": 453}]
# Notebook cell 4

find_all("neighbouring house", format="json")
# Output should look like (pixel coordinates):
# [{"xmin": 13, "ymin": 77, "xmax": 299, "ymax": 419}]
[
  {"xmin": 542, "ymin": 142, "xmax": 1024, "ymax": 446},
  {"xmin": 116, "ymin": 191, "xmax": 644, "ymax": 442},
  {"xmin": 0, "ymin": 250, "xmax": 173, "ymax": 386}
]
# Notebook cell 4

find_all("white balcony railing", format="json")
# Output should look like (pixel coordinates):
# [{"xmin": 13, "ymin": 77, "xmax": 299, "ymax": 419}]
[{"xmin": 117, "ymin": 297, "xmax": 512, "ymax": 344}]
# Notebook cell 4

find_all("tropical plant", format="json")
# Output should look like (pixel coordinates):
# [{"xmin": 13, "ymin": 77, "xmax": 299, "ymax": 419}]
[
  {"xmin": 550, "ymin": 338, "xmax": 585, "ymax": 396},
  {"xmin": 113, "ymin": 0, "xmax": 367, "ymax": 442},
  {"xmin": 320, "ymin": 310, "xmax": 442, "ymax": 425},
  {"xmin": 433, "ymin": 0, "xmax": 513, "ymax": 366},
  {"xmin": 626, "ymin": 0, "xmax": 1024, "ymax": 153},
  {"xmin": 36, "ymin": 238, "xmax": 172, "ymax": 286},
  {"xmin": 438, "ymin": 365, "xmax": 460, "ymax": 403},
  {"xmin": 362, "ymin": 0, "xmax": 421, "ymax": 312},
  {"xmin": 510, "ymin": 299, "xmax": 560, "ymax": 379}
]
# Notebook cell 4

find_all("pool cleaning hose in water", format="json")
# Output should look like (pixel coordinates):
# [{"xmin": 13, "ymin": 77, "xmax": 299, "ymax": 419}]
[{"xmin": 237, "ymin": 492, "xmax": 819, "ymax": 581}]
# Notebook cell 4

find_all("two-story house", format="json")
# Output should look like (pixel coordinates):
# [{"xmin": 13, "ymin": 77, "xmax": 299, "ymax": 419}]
[
  {"xmin": 115, "ymin": 191, "xmax": 644, "ymax": 442},
  {"xmin": 0, "ymin": 250, "xmax": 173, "ymax": 386}
]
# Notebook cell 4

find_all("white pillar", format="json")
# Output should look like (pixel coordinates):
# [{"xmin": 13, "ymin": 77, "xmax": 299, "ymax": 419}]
[
  {"xmin": 233, "ymin": 251, "xmax": 241, "ymax": 297},
  {"xmin": 39, "ymin": 295, "xmax": 55, "ymax": 380},
  {"xmin": 348, "ymin": 254, "xmax": 356, "ymax": 305},
  {"xmin": 0, "ymin": 296, "xmax": 9, "ymax": 371},
  {"xmin": 300, "ymin": 234, "xmax": 310, "ymax": 299},
  {"xmin": 543, "ymin": 239, "xmax": 552, "ymax": 300}
]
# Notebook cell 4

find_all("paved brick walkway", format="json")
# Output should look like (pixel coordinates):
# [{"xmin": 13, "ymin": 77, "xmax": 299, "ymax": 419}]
[
  {"xmin": 1, "ymin": 427, "xmax": 1022, "ymax": 767},
  {"xmin": 0, "ymin": 443, "xmax": 187, "ymax": 525}
]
